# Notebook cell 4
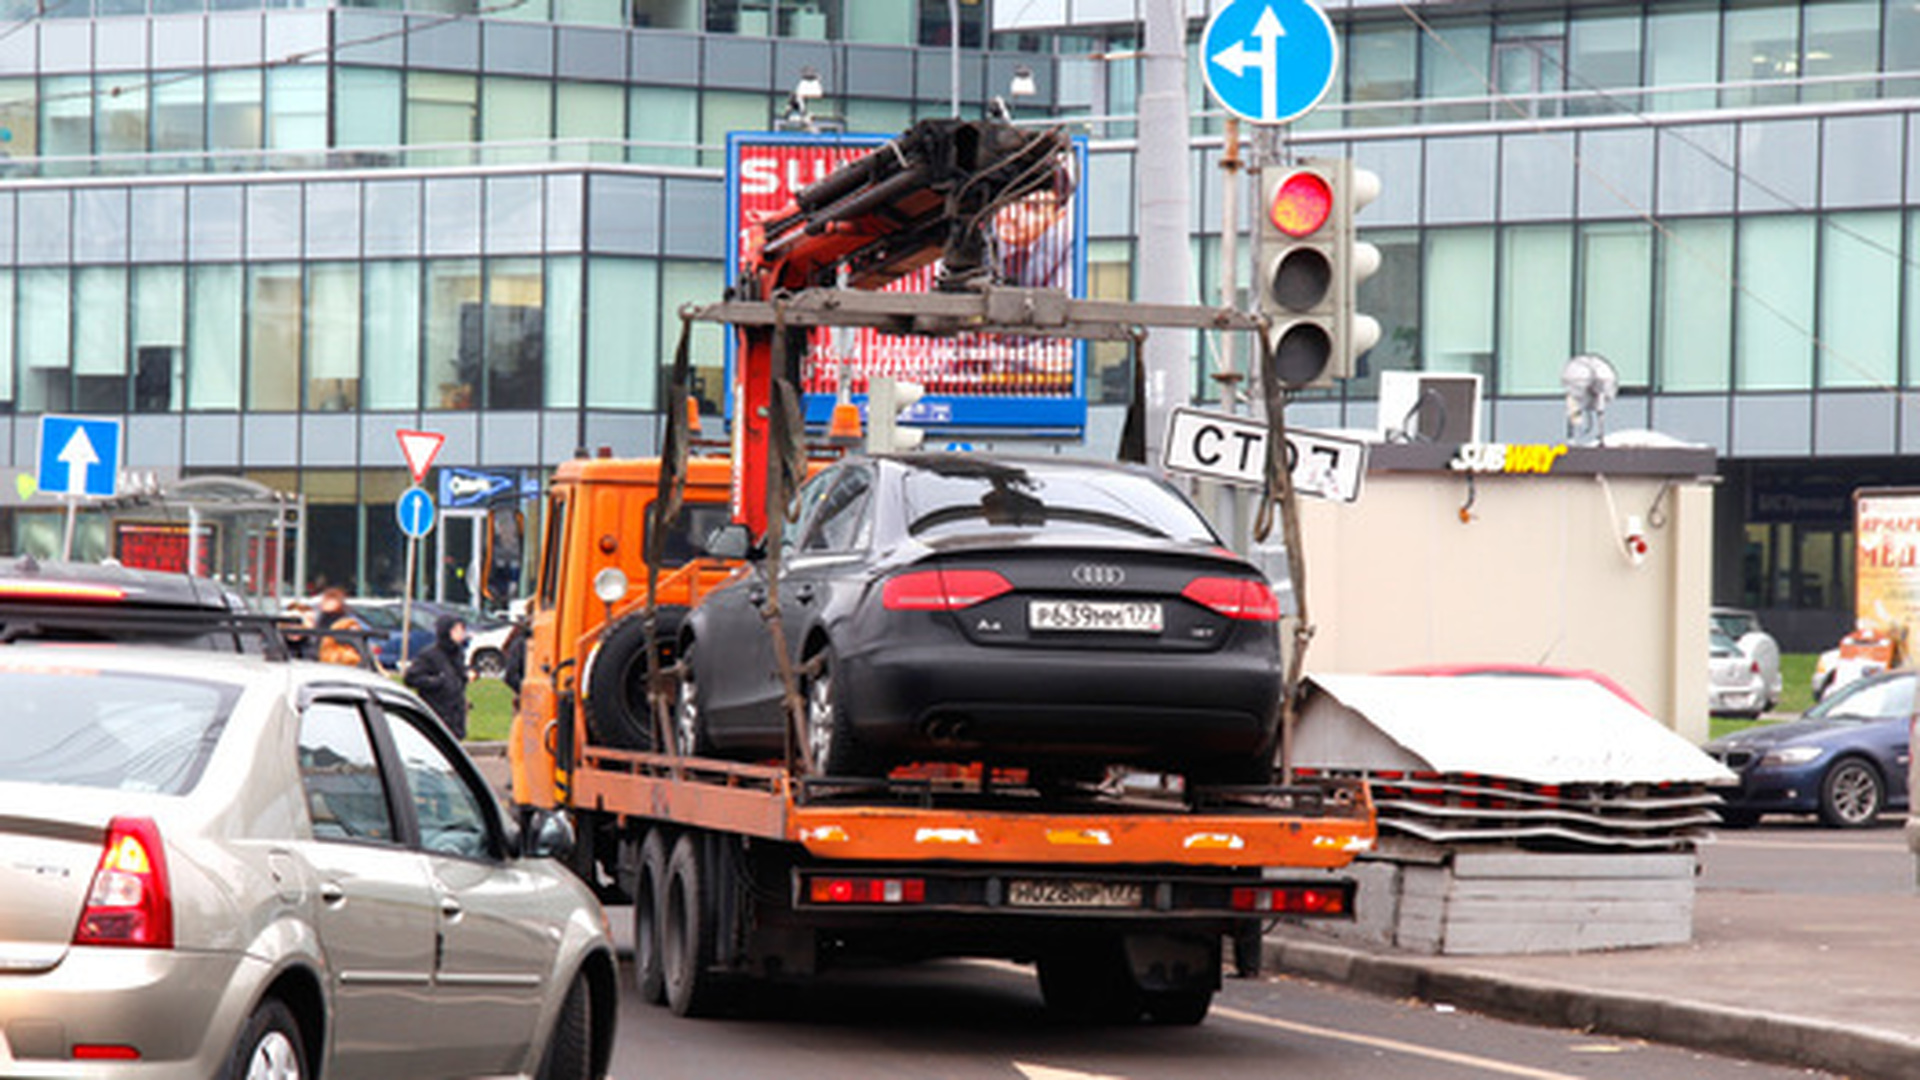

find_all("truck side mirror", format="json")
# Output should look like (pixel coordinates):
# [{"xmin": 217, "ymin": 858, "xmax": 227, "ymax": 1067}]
[{"xmin": 703, "ymin": 523, "xmax": 755, "ymax": 561}]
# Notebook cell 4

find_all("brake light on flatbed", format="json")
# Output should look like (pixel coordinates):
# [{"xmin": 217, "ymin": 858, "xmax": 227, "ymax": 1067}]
[
  {"xmin": 1231, "ymin": 885, "xmax": 1347, "ymax": 915},
  {"xmin": 882, "ymin": 569, "xmax": 1013, "ymax": 611},
  {"xmin": 807, "ymin": 876, "xmax": 928, "ymax": 905},
  {"xmin": 1181, "ymin": 577, "xmax": 1281, "ymax": 621}
]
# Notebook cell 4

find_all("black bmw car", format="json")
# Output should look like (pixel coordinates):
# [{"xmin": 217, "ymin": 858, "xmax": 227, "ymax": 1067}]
[{"xmin": 675, "ymin": 454, "xmax": 1287, "ymax": 784}]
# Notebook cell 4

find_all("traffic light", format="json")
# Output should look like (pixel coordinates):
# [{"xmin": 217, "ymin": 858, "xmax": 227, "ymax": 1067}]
[
  {"xmin": 866, "ymin": 377, "xmax": 926, "ymax": 452},
  {"xmin": 1256, "ymin": 157, "xmax": 1381, "ymax": 389}
]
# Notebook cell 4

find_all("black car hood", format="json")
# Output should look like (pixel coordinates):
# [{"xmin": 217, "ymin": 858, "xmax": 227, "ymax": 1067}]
[{"xmin": 1708, "ymin": 715, "xmax": 1891, "ymax": 751}]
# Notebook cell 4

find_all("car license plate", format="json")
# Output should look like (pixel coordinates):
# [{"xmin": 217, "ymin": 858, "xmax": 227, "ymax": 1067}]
[
  {"xmin": 1006, "ymin": 880, "xmax": 1144, "ymax": 909},
  {"xmin": 1028, "ymin": 600, "xmax": 1163, "ymax": 633}
]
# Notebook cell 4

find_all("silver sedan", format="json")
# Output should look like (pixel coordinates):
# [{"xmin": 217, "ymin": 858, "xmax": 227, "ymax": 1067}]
[{"xmin": 0, "ymin": 646, "xmax": 615, "ymax": 1079}]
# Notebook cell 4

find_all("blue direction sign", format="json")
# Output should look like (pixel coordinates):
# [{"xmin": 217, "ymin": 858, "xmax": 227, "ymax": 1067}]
[
  {"xmin": 396, "ymin": 486, "xmax": 437, "ymax": 539},
  {"xmin": 1202, "ymin": 0, "xmax": 1339, "ymax": 126},
  {"xmin": 37, "ymin": 415, "xmax": 121, "ymax": 497}
]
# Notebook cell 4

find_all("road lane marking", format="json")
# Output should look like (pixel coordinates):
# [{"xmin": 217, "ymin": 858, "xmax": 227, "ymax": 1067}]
[{"xmin": 1211, "ymin": 1004, "xmax": 1599, "ymax": 1080}]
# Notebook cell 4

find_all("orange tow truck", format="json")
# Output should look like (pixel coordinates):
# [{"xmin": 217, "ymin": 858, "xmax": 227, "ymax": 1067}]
[{"xmin": 508, "ymin": 117, "xmax": 1376, "ymax": 1024}]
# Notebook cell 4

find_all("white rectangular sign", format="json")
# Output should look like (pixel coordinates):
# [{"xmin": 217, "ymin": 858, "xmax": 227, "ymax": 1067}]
[{"xmin": 1162, "ymin": 406, "xmax": 1368, "ymax": 503}]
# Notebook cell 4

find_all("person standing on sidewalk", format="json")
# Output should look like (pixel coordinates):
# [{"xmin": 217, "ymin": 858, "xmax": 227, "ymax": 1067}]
[{"xmin": 406, "ymin": 614, "xmax": 471, "ymax": 739}]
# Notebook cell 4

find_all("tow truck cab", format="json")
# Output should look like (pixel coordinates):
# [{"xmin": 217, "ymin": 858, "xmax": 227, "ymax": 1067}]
[{"xmin": 509, "ymin": 454, "xmax": 736, "ymax": 811}]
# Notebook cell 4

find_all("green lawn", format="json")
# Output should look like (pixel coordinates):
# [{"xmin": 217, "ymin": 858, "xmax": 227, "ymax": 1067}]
[
  {"xmin": 466, "ymin": 678, "xmax": 514, "ymax": 741},
  {"xmin": 1708, "ymin": 652, "xmax": 1816, "ymax": 741}
]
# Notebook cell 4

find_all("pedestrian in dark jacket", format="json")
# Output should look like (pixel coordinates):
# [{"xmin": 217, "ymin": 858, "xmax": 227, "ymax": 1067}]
[{"xmin": 406, "ymin": 614, "xmax": 470, "ymax": 739}]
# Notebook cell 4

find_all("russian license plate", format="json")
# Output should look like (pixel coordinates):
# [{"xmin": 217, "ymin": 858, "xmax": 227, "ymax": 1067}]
[
  {"xmin": 1028, "ymin": 599, "xmax": 1163, "ymax": 633},
  {"xmin": 1006, "ymin": 879, "xmax": 1144, "ymax": 909}
]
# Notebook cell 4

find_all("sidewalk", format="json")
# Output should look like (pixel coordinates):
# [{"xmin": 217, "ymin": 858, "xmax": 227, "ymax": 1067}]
[{"xmin": 1264, "ymin": 886, "xmax": 1920, "ymax": 1079}]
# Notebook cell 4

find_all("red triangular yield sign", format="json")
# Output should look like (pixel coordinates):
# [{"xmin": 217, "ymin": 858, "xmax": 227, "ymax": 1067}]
[{"xmin": 396, "ymin": 429, "xmax": 446, "ymax": 485}]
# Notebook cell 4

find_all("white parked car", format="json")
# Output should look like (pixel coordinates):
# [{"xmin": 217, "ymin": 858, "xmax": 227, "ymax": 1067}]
[
  {"xmin": 1711, "ymin": 606, "xmax": 1781, "ymax": 713},
  {"xmin": 1709, "ymin": 626, "xmax": 1772, "ymax": 718}
]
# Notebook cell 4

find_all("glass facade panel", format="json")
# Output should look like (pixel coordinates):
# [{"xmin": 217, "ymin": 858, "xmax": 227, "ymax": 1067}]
[
  {"xmin": 1648, "ymin": 2, "xmax": 1719, "ymax": 111},
  {"xmin": 73, "ymin": 266, "xmax": 128, "ymax": 412},
  {"xmin": 268, "ymin": 66, "xmax": 328, "ymax": 151},
  {"xmin": 151, "ymin": 73, "xmax": 206, "ymax": 158},
  {"xmin": 699, "ymin": 91, "xmax": 767, "ymax": 167},
  {"xmin": 589, "ymin": 257, "xmax": 657, "ymax": 409},
  {"xmin": 308, "ymin": 262, "xmax": 362, "ymax": 410},
  {"xmin": 0, "ymin": 271, "xmax": 13, "ymax": 407},
  {"xmin": 629, "ymin": 86, "xmax": 699, "ymax": 166},
  {"xmin": 97, "ymin": 75, "xmax": 149, "ymax": 157},
  {"xmin": 133, "ymin": 266, "xmax": 184, "ymax": 413},
  {"xmin": 633, "ymin": 0, "xmax": 701, "ymax": 30},
  {"xmin": 545, "ymin": 256, "xmax": 581, "ymax": 408},
  {"xmin": 1658, "ymin": 217, "xmax": 1733, "ymax": 391},
  {"xmin": 1499, "ymin": 225, "xmax": 1574, "ymax": 394},
  {"xmin": 407, "ymin": 72, "xmax": 479, "ymax": 158},
  {"xmin": 425, "ymin": 259, "xmax": 482, "ymax": 410},
  {"xmin": 210, "ymin": 69, "xmax": 264, "ymax": 152},
  {"xmin": 1420, "ymin": 20, "xmax": 1491, "ymax": 123},
  {"xmin": 1817, "ymin": 211, "xmax": 1899, "ymax": 388},
  {"xmin": 1735, "ymin": 215, "xmax": 1816, "ymax": 390},
  {"xmin": 337, "ymin": 68, "xmax": 403, "ymax": 149},
  {"xmin": 19, "ymin": 268, "xmax": 71, "ymax": 414},
  {"xmin": 1578, "ymin": 222, "xmax": 1653, "ymax": 388},
  {"xmin": 844, "ymin": 2, "xmax": 911, "ymax": 44},
  {"xmin": 1423, "ymin": 228, "xmax": 1495, "ymax": 379},
  {"xmin": 1908, "ymin": 212, "xmax": 1920, "ymax": 388},
  {"xmin": 1890, "ymin": 0, "xmax": 1920, "ymax": 97},
  {"xmin": 0, "ymin": 78, "xmax": 38, "ymax": 162},
  {"xmin": 658, "ymin": 260, "xmax": 721, "ymax": 411},
  {"xmin": 1565, "ymin": 7, "xmax": 1641, "ymax": 116},
  {"xmin": 189, "ymin": 264, "xmax": 243, "ymax": 410},
  {"xmin": 486, "ymin": 257, "xmax": 544, "ymax": 410},
  {"xmin": 482, "ymin": 77, "xmax": 552, "ymax": 162},
  {"xmin": 1352, "ymin": 230, "xmax": 1419, "ymax": 395},
  {"xmin": 1802, "ymin": 0, "xmax": 1881, "ymax": 102},
  {"xmin": 553, "ymin": 0, "xmax": 621, "ymax": 27},
  {"xmin": 43, "ymin": 75, "xmax": 93, "ymax": 161},
  {"xmin": 1722, "ymin": 0, "xmax": 1800, "ymax": 107},
  {"xmin": 1086, "ymin": 238, "xmax": 1131, "ymax": 404},
  {"xmin": 365, "ymin": 260, "xmax": 422, "ymax": 410},
  {"xmin": 248, "ymin": 263, "xmax": 303, "ymax": 410},
  {"xmin": 556, "ymin": 82, "xmax": 624, "ymax": 160},
  {"xmin": 1346, "ymin": 22, "xmax": 1417, "ymax": 127}
]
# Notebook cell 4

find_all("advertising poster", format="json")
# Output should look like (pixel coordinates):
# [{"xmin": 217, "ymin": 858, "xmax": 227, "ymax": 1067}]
[
  {"xmin": 1853, "ymin": 489, "xmax": 1920, "ymax": 644},
  {"xmin": 725, "ymin": 130, "xmax": 1090, "ymax": 434}
]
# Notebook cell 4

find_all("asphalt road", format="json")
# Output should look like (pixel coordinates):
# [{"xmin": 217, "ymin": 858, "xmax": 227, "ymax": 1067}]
[
  {"xmin": 605, "ymin": 954, "xmax": 1836, "ymax": 1079},
  {"xmin": 1699, "ymin": 819, "xmax": 1912, "ymax": 895}
]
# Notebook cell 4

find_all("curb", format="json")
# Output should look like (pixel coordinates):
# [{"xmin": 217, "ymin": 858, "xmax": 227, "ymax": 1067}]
[
  {"xmin": 1262, "ymin": 935, "xmax": 1920, "ymax": 1080},
  {"xmin": 466, "ymin": 740, "xmax": 507, "ymax": 757}
]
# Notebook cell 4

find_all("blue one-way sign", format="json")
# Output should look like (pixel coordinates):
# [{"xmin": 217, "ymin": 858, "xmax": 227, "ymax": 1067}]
[
  {"xmin": 37, "ymin": 415, "xmax": 121, "ymax": 498},
  {"xmin": 1202, "ymin": 0, "xmax": 1339, "ymax": 126},
  {"xmin": 396, "ymin": 486, "xmax": 437, "ymax": 539}
]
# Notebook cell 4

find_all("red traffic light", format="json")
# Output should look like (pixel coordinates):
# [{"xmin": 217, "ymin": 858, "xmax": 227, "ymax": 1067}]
[{"xmin": 1269, "ymin": 171, "xmax": 1333, "ymax": 238}]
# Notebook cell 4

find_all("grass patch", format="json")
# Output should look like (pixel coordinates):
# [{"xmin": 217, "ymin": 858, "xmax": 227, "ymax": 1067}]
[
  {"xmin": 1706, "ymin": 652, "xmax": 1817, "ymax": 740},
  {"xmin": 466, "ymin": 679, "xmax": 514, "ymax": 741}
]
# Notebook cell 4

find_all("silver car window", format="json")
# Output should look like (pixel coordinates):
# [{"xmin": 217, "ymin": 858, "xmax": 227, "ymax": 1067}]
[
  {"xmin": 0, "ymin": 670, "xmax": 236, "ymax": 795},
  {"xmin": 385, "ymin": 710, "xmax": 497, "ymax": 861},
  {"xmin": 299, "ymin": 701, "xmax": 397, "ymax": 844}
]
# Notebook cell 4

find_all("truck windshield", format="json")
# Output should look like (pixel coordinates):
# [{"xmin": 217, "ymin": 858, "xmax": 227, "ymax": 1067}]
[{"xmin": 650, "ymin": 503, "xmax": 736, "ymax": 567}]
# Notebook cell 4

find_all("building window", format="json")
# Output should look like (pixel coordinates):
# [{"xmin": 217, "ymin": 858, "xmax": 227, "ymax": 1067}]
[
  {"xmin": 545, "ymin": 257, "xmax": 582, "ymax": 409},
  {"xmin": 1423, "ymin": 228, "xmax": 1495, "ymax": 382},
  {"xmin": 425, "ymin": 259, "xmax": 482, "ymax": 410},
  {"xmin": 659, "ymin": 260, "xmax": 721, "ymax": 414},
  {"xmin": 485, "ymin": 258, "xmax": 545, "ymax": 411},
  {"xmin": 337, "ymin": 69, "xmax": 403, "ymax": 151},
  {"xmin": 42, "ymin": 75, "xmax": 92, "ymax": 162},
  {"xmin": 133, "ymin": 266, "xmax": 184, "ymax": 413},
  {"xmin": 557, "ymin": 82, "xmax": 624, "ymax": 160},
  {"xmin": 152, "ymin": 73, "xmax": 206, "ymax": 158},
  {"xmin": 97, "ymin": 74, "xmax": 149, "ymax": 156},
  {"xmin": 918, "ymin": 0, "xmax": 981, "ymax": 48},
  {"xmin": 247, "ymin": 263, "xmax": 303, "ymax": 411},
  {"xmin": 364, "ymin": 260, "xmax": 422, "ymax": 410},
  {"xmin": 1657, "ymin": 218, "xmax": 1733, "ymax": 391},
  {"xmin": 633, "ymin": 0, "xmax": 700, "ymax": 30},
  {"xmin": 630, "ymin": 86, "xmax": 698, "ymax": 167},
  {"xmin": 1352, "ymin": 229, "xmax": 1420, "ymax": 395},
  {"xmin": 1735, "ymin": 215, "xmax": 1816, "ymax": 391},
  {"xmin": 1086, "ymin": 239, "xmax": 1132, "ymax": 405},
  {"xmin": 1346, "ymin": 22, "xmax": 1416, "ymax": 128},
  {"xmin": 1493, "ymin": 35, "xmax": 1564, "ymax": 119},
  {"xmin": 407, "ymin": 72, "xmax": 478, "ymax": 164},
  {"xmin": 481, "ymin": 76, "xmax": 552, "ymax": 164},
  {"xmin": 308, "ymin": 263, "xmax": 362, "ymax": 411},
  {"xmin": 1721, "ymin": 0, "xmax": 1800, "ymax": 108},
  {"xmin": 1802, "ymin": 0, "xmax": 1881, "ymax": 102},
  {"xmin": 590, "ymin": 257, "xmax": 659, "ymax": 409},
  {"xmin": 210, "ymin": 69, "xmax": 264, "ymax": 153},
  {"xmin": 73, "ymin": 267, "xmax": 129, "ymax": 412},
  {"xmin": 20, "ymin": 268, "xmax": 72, "ymax": 413},
  {"xmin": 189, "ymin": 264, "xmax": 243, "ymax": 410},
  {"xmin": 268, "ymin": 67, "xmax": 328, "ymax": 153},
  {"xmin": 1648, "ymin": 1, "xmax": 1720, "ymax": 112},
  {"xmin": 1565, "ymin": 7, "xmax": 1642, "ymax": 116},
  {"xmin": 0, "ymin": 77, "xmax": 39, "ymax": 162},
  {"xmin": 1577, "ymin": 222, "xmax": 1653, "ymax": 389},
  {"xmin": 844, "ymin": 2, "xmax": 910, "ymax": 44},
  {"xmin": 1420, "ymin": 20, "xmax": 1491, "ymax": 124},
  {"xmin": 1498, "ymin": 225, "xmax": 1574, "ymax": 394},
  {"xmin": 1818, "ymin": 211, "xmax": 1900, "ymax": 388}
]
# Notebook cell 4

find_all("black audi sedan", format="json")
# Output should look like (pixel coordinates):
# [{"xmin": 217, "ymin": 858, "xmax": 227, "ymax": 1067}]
[{"xmin": 674, "ymin": 454, "xmax": 1287, "ymax": 785}]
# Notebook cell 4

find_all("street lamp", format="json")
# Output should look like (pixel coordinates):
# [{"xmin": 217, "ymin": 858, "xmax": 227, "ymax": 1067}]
[
  {"xmin": 779, "ymin": 66, "xmax": 825, "ymax": 132},
  {"xmin": 990, "ymin": 65, "xmax": 1038, "ymax": 123}
]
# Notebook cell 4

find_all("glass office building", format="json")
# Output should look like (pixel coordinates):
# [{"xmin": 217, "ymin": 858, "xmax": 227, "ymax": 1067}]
[{"xmin": 0, "ymin": 0, "xmax": 1911, "ymax": 646}]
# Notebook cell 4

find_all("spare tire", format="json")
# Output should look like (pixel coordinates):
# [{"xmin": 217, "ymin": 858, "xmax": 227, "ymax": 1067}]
[{"xmin": 581, "ymin": 615, "xmax": 663, "ymax": 750}]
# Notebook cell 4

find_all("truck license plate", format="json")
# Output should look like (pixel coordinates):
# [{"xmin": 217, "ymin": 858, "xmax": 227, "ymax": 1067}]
[
  {"xmin": 1028, "ymin": 600, "xmax": 1163, "ymax": 633},
  {"xmin": 1006, "ymin": 880, "xmax": 1144, "ymax": 909}
]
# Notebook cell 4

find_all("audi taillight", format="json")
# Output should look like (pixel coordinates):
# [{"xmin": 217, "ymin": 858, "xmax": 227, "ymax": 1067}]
[
  {"xmin": 1181, "ymin": 577, "xmax": 1280, "ymax": 621},
  {"xmin": 882, "ymin": 569, "xmax": 1013, "ymax": 611},
  {"xmin": 807, "ymin": 877, "xmax": 927, "ymax": 905},
  {"xmin": 1231, "ymin": 886, "xmax": 1347, "ymax": 915},
  {"xmin": 74, "ymin": 817, "xmax": 173, "ymax": 949}
]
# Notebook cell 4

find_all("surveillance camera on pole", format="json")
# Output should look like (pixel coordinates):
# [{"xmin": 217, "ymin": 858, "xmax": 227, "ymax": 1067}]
[{"xmin": 1256, "ymin": 157, "xmax": 1381, "ymax": 390}]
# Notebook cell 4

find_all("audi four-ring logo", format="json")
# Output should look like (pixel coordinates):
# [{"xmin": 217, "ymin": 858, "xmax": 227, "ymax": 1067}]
[{"xmin": 1071, "ymin": 564, "xmax": 1126, "ymax": 587}]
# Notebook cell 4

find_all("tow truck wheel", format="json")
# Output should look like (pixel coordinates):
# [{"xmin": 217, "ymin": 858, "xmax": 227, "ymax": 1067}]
[
  {"xmin": 1037, "ymin": 941, "xmax": 1142, "ymax": 1025},
  {"xmin": 1141, "ymin": 989, "xmax": 1212, "ymax": 1026},
  {"xmin": 633, "ymin": 829, "xmax": 670, "ymax": 1005},
  {"xmin": 582, "ymin": 616, "xmax": 658, "ymax": 751},
  {"xmin": 662, "ymin": 833, "xmax": 725, "ymax": 1017}
]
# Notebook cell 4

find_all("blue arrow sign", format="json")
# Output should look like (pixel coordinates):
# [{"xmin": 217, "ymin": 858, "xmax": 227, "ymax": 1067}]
[
  {"xmin": 396, "ymin": 486, "xmax": 437, "ymax": 539},
  {"xmin": 1202, "ymin": 0, "xmax": 1339, "ymax": 126},
  {"xmin": 37, "ymin": 416, "xmax": 121, "ymax": 498}
]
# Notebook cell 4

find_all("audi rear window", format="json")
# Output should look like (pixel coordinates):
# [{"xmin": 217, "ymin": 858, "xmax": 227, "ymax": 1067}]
[
  {"xmin": 0, "ymin": 669, "xmax": 240, "ymax": 795},
  {"xmin": 903, "ymin": 463, "xmax": 1218, "ymax": 543}
]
